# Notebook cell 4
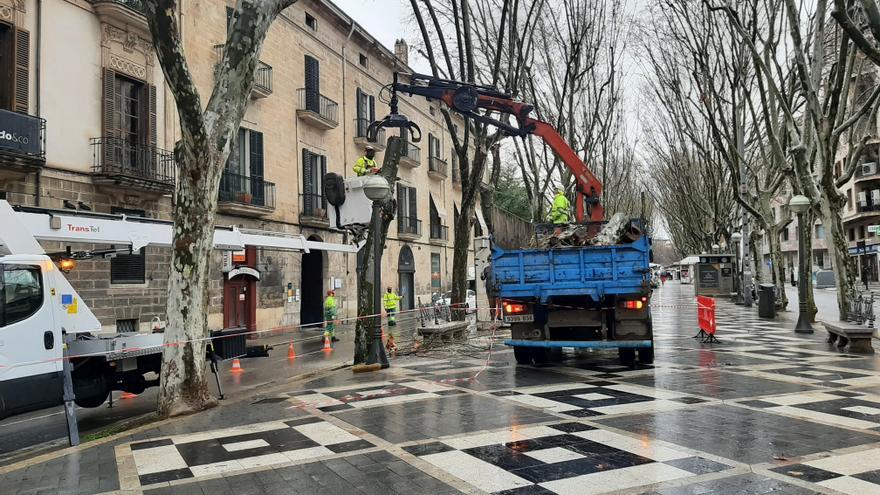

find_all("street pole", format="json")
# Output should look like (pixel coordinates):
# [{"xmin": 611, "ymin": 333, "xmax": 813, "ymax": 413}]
[
  {"xmin": 366, "ymin": 200, "xmax": 390, "ymax": 368},
  {"xmin": 795, "ymin": 211, "xmax": 814, "ymax": 333}
]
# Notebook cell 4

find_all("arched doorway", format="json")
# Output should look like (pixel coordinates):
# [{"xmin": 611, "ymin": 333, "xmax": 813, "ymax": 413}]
[
  {"xmin": 300, "ymin": 235, "xmax": 325, "ymax": 326},
  {"xmin": 398, "ymin": 246, "xmax": 415, "ymax": 311}
]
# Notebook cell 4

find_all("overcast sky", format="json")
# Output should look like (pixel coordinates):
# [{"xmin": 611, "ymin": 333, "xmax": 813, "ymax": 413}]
[{"xmin": 334, "ymin": 1, "xmax": 410, "ymax": 54}]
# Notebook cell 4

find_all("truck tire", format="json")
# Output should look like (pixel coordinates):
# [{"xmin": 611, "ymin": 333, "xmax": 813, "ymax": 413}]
[
  {"xmin": 514, "ymin": 346, "xmax": 532, "ymax": 365},
  {"xmin": 618, "ymin": 348, "xmax": 636, "ymax": 366},
  {"xmin": 638, "ymin": 346, "xmax": 654, "ymax": 364},
  {"xmin": 74, "ymin": 388, "xmax": 109, "ymax": 408},
  {"xmin": 532, "ymin": 348, "xmax": 550, "ymax": 365}
]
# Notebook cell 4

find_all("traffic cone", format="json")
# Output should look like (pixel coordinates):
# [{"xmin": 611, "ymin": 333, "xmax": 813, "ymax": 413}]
[
  {"xmin": 231, "ymin": 358, "xmax": 243, "ymax": 372},
  {"xmin": 287, "ymin": 342, "xmax": 296, "ymax": 360},
  {"xmin": 323, "ymin": 335, "xmax": 333, "ymax": 351},
  {"xmin": 120, "ymin": 392, "xmax": 137, "ymax": 400}
]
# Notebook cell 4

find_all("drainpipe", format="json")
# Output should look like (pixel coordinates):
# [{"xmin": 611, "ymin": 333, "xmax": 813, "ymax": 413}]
[{"xmin": 34, "ymin": 0, "xmax": 42, "ymax": 206}]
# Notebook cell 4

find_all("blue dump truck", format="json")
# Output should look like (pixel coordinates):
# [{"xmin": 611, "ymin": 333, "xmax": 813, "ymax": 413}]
[{"xmin": 494, "ymin": 225, "xmax": 654, "ymax": 366}]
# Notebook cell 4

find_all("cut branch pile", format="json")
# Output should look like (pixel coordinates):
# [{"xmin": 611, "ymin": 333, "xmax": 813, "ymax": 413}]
[{"xmin": 530, "ymin": 213, "xmax": 643, "ymax": 248}]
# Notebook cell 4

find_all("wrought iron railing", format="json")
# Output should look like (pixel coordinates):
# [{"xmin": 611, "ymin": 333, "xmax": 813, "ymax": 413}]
[
  {"xmin": 354, "ymin": 118, "xmax": 385, "ymax": 145},
  {"xmin": 91, "ymin": 0, "xmax": 146, "ymax": 15},
  {"xmin": 429, "ymin": 156, "xmax": 448, "ymax": 177},
  {"xmin": 430, "ymin": 223, "xmax": 448, "ymax": 241},
  {"xmin": 213, "ymin": 44, "xmax": 272, "ymax": 95},
  {"xmin": 398, "ymin": 216, "xmax": 422, "ymax": 237},
  {"xmin": 218, "ymin": 171, "xmax": 276, "ymax": 208},
  {"xmin": 401, "ymin": 141, "xmax": 420, "ymax": 164},
  {"xmin": 91, "ymin": 137, "xmax": 175, "ymax": 185},
  {"xmin": 296, "ymin": 88, "xmax": 338, "ymax": 125},
  {"xmin": 300, "ymin": 192, "xmax": 328, "ymax": 220}
]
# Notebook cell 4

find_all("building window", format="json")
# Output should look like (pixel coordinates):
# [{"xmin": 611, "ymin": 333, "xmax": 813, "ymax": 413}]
[
  {"xmin": 815, "ymin": 252, "xmax": 825, "ymax": 268},
  {"xmin": 848, "ymin": 189, "xmax": 853, "ymax": 211},
  {"xmin": 304, "ymin": 55, "xmax": 320, "ymax": 111},
  {"xmin": 0, "ymin": 23, "xmax": 29, "ymax": 113},
  {"xmin": 358, "ymin": 53, "xmax": 368, "ymax": 68},
  {"xmin": 397, "ymin": 184, "xmax": 417, "ymax": 222},
  {"xmin": 850, "ymin": 228, "xmax": 856, "ymax": 241},
  {"xmin": 223, "ymin": 128, "xmax": 266, "ymax": 205},
  {"xmin": 305, "ymin": 12, "xmax": 318, "ymax": 31},
  {"xmin": 782, "ymin": 228, "xmax": 789, "ymax": 242},
  {"xmin": 355, "ymin": 88, "xmax": 375, "ymax": 136},
  {"xmin": 861, "ymin": 225, "xmax": 866, "ymax": 239},
  {"xmin": 428, "ymin": 133, "xmax": 441, "ymax": 159},
  {"xmin": 431, "ymin": 253, "xmax": 441, "ymax": 293},
  {"xmin": 815, "ymin": 225, "xmax": 825, "ymax": 240},
  {"xmin": 111, "ymin": 207, "xmax": 146, "ymax": 284},
  {"xmin": 302, "ymin": 149, "xmax": 327, "ymax": 216}
]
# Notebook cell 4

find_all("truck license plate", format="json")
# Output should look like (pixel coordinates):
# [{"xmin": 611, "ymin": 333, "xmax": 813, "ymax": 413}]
[{"xmin": 504, "ymin": 314, "xmax": 534, "ymax": 323}]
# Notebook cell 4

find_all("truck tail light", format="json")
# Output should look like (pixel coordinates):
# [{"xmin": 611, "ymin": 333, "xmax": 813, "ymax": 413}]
[
  {"xmin": 503, "ymin": 302, "xmax": 528, "ymax": 314},
  {"xmin": 621, "ymin": 300, "xmax": 644, "ymax": 310}
]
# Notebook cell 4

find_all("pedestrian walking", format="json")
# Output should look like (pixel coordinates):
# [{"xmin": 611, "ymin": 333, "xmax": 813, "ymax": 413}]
[
  {"xmin": 324, "ymin": 290, "xmax": 339, "ymax": 343},
  {"xmin": 353, "ymin": 145, "xmax": 379, "ymax": 176},
  {"xmin": 383, "ymin": 287, "xmax": 403, "ymax": 352}
]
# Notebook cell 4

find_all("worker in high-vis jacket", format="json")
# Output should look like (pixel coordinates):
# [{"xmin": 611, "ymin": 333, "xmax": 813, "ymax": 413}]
[
  {"xmin": 324, "ymin": 290, "xmax": 339, "ymax": 342},
  {"xmin": 549, "ymin": 189, "xmax": 571, "ymax": 225},
  {"xmin": 383, "ymin": 287, "xmax": 403, "ymax": 352},
  {"xmin": 353, "ymin": 145, "xmax": 379, "ymax": 176}
]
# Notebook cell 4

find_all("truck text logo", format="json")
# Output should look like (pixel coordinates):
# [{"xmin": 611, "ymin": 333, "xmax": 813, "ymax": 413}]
[
  {"xmin": 67, "ymin": 224, "xmax": 99, "ymax": 233},
  {"xmin": 0, "ymin": 130, "xmax": 29, "ymax": 144}
]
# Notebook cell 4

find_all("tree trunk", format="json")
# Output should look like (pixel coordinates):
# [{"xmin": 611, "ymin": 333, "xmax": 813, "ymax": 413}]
[
  {"xmin": 158, "ymin": 147, "xmax": 223, "ymax": 417},
  {"xmin": 451, "ymin": 147, "xmax": 488, "ymax": 319},
  {"xmin": 353, "ymin": 138, "xmax": 403, "ymax": 363},
  {"xmin": 767, "ymin": 230, "xmax": 789, "ymax": 309},
  {"xmin": 820, "ymin": 199, "xmax": 857, "ymax": 319}
]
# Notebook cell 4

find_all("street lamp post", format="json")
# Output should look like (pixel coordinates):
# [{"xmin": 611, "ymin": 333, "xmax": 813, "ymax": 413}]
[
  {"xmin": 731, "ymin": 232, "xmax": 743, "ymax": 305},
  {"xmin": 363, "ymin": 175, "xmax": 392, "ymax": 368},
  {"xmin": 789, "ymin": 195, "xmax": 814, "ymax": 334}
]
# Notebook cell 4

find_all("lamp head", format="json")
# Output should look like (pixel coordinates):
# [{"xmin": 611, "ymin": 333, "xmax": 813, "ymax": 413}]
[
  {"xmin": 789, "ymin": 195, "xmax": 811, "ymax": 214},
  {"xmin": 362, "ymin": 175, "xmax": 391, "ymax": 201},
  {"xmin": 731, "ymin": 232, "xmax": 742, "ymax": 242}
]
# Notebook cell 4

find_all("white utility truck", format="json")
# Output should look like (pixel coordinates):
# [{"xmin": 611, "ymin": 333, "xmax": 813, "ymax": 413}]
[{"xmin": 0, "ymin": 200, "xmax": 356, "ymax": 419}]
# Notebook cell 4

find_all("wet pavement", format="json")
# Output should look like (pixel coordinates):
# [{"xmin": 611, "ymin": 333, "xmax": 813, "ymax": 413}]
[{"xmin": 4, "ymin": 282, "xmax": 880, "ymax": 494}]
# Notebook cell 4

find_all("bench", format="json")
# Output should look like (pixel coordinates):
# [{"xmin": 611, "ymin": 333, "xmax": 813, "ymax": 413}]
[
  {"xmin": 824, "ymin": 321, "xmax": 875, "ymax": 354},
  {"xmin": 418, "ymin": 321, "xmax": 469, "ymax": 342}
]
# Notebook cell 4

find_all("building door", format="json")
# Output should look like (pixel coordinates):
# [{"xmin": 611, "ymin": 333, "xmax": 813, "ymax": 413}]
[
  {"xmin": 398, "ymin": 246, "xmax": 415, "ymax": 311},
  {"xmin": 224, "ymin": 278, "xmax": 249, "ymax": 329},
  {"xmin": 300, "ymin": 236, "xmax": 325, "ymax": 326}
]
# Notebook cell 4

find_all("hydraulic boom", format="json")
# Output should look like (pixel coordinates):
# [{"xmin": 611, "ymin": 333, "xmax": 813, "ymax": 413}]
[{"xmin": 368, "ymin": 73, "xmax": 604, "ymax": 222}]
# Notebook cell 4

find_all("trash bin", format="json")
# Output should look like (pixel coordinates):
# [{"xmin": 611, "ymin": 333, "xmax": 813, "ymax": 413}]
[{"xmin": 758, "ymin": 283, "xmax": 776, "ymax": 318}]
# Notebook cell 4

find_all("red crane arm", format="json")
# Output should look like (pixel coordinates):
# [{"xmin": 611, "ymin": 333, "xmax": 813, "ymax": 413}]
[{"xmin": 435, "ymin": 88, "xmax": 604, "ymax": 222}]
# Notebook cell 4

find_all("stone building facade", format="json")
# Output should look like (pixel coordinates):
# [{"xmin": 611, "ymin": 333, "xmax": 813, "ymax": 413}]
[{"xmin": 0, "ymin": 0, "xmax": 479, "ymax": 334}]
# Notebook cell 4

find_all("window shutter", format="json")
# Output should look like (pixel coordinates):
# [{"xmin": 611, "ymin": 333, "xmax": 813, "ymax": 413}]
[
  {"xmin": 397, "ymin": 184, "xmax": 405, "ymax": 217},
  {"xmin": 368, "ymin": 95, "xmax": 375, "ymax": 121},
  {"xmin": 356, "ymin": 88, "xmax": 363, "ymax": 121},
  {"xmin": 304, "ymin": 55, "xmax": 319, "ymax": 111},
  {"xmin": 250, "ymin": 131, "xmax": 264, "ymax": 205},
  {"xmin": 409, "ymin": 186, "xmax": 417, "ymax": 222},
  {"xmin": 149, "ymin": 85, "xmax": 157, "ymax": 146},
  {"xmin": 302, "ymin": 148, "xmax": 314, "ymax": 213},
  {"xmin": 102, "ymin": 69, "xmax": 116, "ymax": 137},
  {"xmin": 319, "ymin": 155, "xmax": 327, "ymax": 208},
  {"xmin": 13, "ymin": 28, "xmax": 29, "ymax": 114}
]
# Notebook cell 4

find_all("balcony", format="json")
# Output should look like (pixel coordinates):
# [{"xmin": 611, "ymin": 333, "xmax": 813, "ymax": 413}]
[
  {"xmin": 397, "ymin": 216, "xmax": 422, "ymax": 241},
  {"xmin": 213, "ymin": 45, "xmax": 273, "ymax": 99},
  {"xmin": 429, "ymin": 223, "xmax": 448, "ymax": 244},
  {"xmin": 353, "ymin": 118, "xmax": 386, "ymax": 150},
  {"xmin": 217, "ymin": 171, "xmax": 276, "ymax": 216},
  {"xmin": 0, "ymin": 109, "xmax": 45, "ymax": 175},
  {"xmin": 296, "ymin": 89, "xmax": 338, "ymax": 130},
  {"xmin": 399, "ymin": 141, "xmax": 420, "ymax": 168},
  {"xmin": 428, "ymin": 156, "xmax": 448, "ymax": 179},
  {"xmin": 91, "ymin": 0, "xmax": 149, "ymax": 35},
  {"xmin": 300, "ymin": 192, "xmax": 329, "ymax": 228},
  {"xmin": 90, "ymin": 137, "xmax": 175, "ymax": 194},
  {"xmin": 855, "ymin": 162, "xmax": 880, "ymax": 183}
]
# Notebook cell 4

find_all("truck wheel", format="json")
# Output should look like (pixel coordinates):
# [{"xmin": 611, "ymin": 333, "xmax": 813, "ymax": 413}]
[
  {"xmin": 618, "ymin": 348, "xmax": 636, "ymax": 366},
  {"xmin": 532, "ymin": 348, "xmax": 550, "ymax": 365},
  {"xmin": 638, "ymin": 346, "xmax": 654, "ymax": 365},
  {"xmin": 514, "ymin": 347, "xmax": 532, "ymax": 365},
  {"xmin": 74, "ymin": 389, "xmax": 110, "ymax": 408}
]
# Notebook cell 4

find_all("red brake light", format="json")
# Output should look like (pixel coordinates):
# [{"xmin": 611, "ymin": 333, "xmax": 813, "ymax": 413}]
[
  {"xmin": 504, "ymin": 302, "xmax": 527, "ymax": 314},
  {"xmin": 622, "ymin": 300, "xmax": 644, "ymax": 310}
]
